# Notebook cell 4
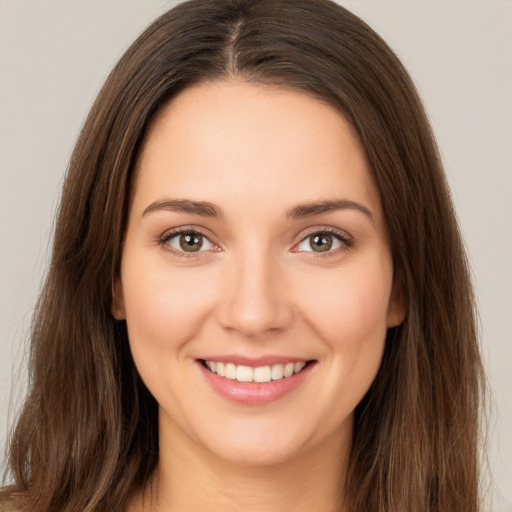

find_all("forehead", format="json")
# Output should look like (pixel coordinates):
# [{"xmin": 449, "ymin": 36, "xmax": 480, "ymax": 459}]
[{"xmin": 133, "ymin": 80, "xmax": 383, "ymax": 221}]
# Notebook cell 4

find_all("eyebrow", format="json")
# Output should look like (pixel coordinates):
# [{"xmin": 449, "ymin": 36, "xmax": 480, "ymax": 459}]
[
  {"xmin": 142, "ymin": 199, "xmax": 224, "ymax": 218},
  {"xmin": 286, "ymin": 199, "xmax": 374, "ymax": 222},
  {"xmin": 142, "ymin": 197, "xmax": 374, "ymax": 222}
]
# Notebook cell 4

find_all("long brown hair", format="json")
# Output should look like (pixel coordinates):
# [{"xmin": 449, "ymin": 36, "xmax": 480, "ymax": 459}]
[{"xmin": 1, "ymin": 0, "xmax": 485, "ymax": 510}]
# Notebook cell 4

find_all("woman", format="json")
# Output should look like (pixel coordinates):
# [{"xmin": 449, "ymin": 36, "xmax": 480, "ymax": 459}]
[{"xmin": 0, "ymin": 0, "xmax": 485, "ymax": 510}]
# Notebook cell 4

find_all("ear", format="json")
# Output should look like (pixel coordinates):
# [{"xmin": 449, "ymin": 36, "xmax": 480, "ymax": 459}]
[
  {"xmin": 111, "ymin": 277, "xmax": 126, "ymax": 320},
  {"xmin": 386, "ymin": 275, "xmax": 407, "ymax": 328}
]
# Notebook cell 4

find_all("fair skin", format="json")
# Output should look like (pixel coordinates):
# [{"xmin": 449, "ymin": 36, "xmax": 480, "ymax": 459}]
[{"xmin": 114, "ymin": 80, "xmax": 404, "ymax": 512}]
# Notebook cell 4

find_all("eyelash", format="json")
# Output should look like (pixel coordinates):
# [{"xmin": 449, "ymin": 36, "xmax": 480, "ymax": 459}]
[
  {"xmin": 158, "ymin": 227, "xmax": 218, "ymax": 258},
  {"xmin": 158, "ymin": 226, "xmax": 353, "ymax": 258},
  {"xmin": 293, "ymin": 227, "xmax": 354, "ymax": 257}
]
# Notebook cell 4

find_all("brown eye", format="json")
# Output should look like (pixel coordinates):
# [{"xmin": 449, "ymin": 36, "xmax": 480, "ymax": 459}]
[
  {"xmin": 293, "ymin": 230, "xmax": 349, "ymax": 254},
  {"xmin": 179, "ymin": 233, "xmax": 204, "ymax": 252},
  {"xmin": 309, "ymin": 234, "xmax": 333, "ymax": 252},
  {"xmin": 164, "ymin": 231, "xmax": 215, "ymax": 253}
]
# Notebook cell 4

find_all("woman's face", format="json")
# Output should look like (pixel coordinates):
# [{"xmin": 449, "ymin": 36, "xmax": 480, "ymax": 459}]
[{"xmin": 114, "ymin": 81, "xmax": 404, "ymax": 466}]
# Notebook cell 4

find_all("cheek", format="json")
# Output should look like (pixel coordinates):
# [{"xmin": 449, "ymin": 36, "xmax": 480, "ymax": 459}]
[
  {"xmin": 120, "ymin": 259, "xmax": 216, "ymax": 365},
  {"xmin": 300, "ymin": 261, "xmax": 392, "ymax": 343},
  {"xmin": 296, "ymin": 254, "xmax": 392, "ymax": 392}
]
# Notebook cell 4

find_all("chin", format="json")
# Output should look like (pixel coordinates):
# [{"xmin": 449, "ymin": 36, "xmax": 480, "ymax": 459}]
[
  {"xmin": 204, "ymin": 436, "xmax": 306, "ymax": 468},
  {"xmin": 190, "ymin": 413, "xmax": 349, "ymax": 469}
]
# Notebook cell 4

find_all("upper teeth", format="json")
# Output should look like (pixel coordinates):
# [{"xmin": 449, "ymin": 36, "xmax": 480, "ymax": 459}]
[{"xmin": 205, "ymin": 361, "xmax": 307, "ymax": 383}]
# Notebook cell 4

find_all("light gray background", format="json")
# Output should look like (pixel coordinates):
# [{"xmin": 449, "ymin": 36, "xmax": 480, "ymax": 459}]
[{"xmin": 1, "ymin": 0, "xmax": 511, "ymax": 509}]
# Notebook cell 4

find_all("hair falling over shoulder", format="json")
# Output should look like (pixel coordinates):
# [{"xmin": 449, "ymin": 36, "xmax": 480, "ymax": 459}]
[{"xmin": 1, "ymin": 0, "xmax": 486, "ymax": 511}]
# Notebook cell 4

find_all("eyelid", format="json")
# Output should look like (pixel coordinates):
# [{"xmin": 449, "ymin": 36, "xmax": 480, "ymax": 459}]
[
  {"xmin": 291, "ymin": 226, "xmax": 354, "ymax": 254},
  {"xmin": 157, "ymin": 224, "xmax": 353, "ymax": 257},
  {"xmin": 158, "ymin": 226, "xmax": 221, "ymax": 256},
  {"xmin": 297, "ymin": 225, "xmax": 353, "ymax": 240}
]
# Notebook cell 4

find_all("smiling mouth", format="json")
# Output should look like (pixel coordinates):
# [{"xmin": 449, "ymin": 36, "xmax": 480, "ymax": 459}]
[{"xmin": 200, "ymin": 360, "xmax": 314, "ymax": 383}]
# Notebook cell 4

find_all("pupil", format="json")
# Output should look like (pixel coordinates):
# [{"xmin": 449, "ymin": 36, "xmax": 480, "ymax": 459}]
[
  {"xmin": 180, "ymin": 233, "xmax": 202, "ymax": 252},
  {"xmin": 311, "ymin": 234, "xmax": 332, "ymax": 252}
]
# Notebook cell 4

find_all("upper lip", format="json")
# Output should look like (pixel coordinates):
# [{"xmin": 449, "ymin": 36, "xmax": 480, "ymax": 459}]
[{"xmin": 198, "ymin": 355, "xmax": 313, "ymax": 367}]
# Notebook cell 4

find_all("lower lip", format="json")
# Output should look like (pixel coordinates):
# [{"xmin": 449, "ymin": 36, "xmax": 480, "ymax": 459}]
[{"xmin": 198, "ymin": 361, "xmax": 315, "ymax": 405}]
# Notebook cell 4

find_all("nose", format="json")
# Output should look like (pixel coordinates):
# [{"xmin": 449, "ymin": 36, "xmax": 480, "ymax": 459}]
[{"xmin": 217, "ymin": 249, "xmax": 293, "ymax": 338}]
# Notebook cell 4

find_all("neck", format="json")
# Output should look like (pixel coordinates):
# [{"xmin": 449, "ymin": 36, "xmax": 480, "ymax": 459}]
[{"xmin": 132, "ymin": 417, "xmax": 351, "ymax": 512}]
